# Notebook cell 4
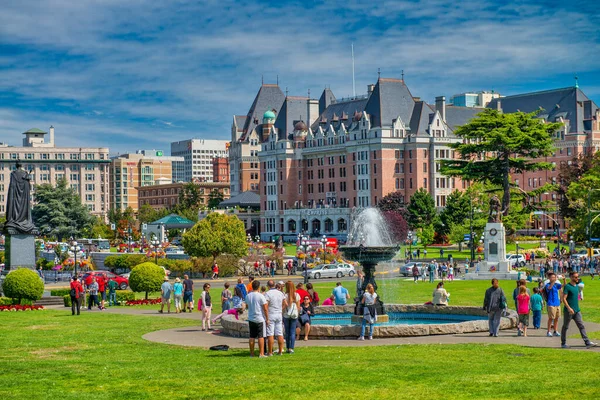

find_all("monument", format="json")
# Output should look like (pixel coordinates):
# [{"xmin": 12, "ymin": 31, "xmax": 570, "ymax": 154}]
[
  {"xmin": 466, "ymin": 195, "xmax": 516, "ymax": 280},
  {"xmin": 3, "ymin": 159, "xmax": 38, "ymax": 270}
]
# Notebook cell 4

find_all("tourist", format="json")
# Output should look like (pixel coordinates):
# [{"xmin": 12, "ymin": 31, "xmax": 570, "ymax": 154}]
[
  {"xmin": 428, "ymin": 263, "xmax": 436, "ymax": 283},
  {"xmin": 245, "ymin": 280, "xmax": 268, "ymax": 357},
  {"xmin": 322, "ymin": 295, "xmax": 335, "ymax": 306},
  {"xmin": 282, "ymin": 281, "xmax": 300, "ymax": 353},
  {"xmin": 211, "ymin": 262, "xmax": 219, "ymax": 280},
  {"xmin": 332, "ymin": 282, "xmax": 350, "ymax": 305},
  {"xmin": 412, "ymin": 264, "xmax": 419, "ymax": 283},
  {"xmin": 212, "ymin": 301, "xmax": 245, "ymax": 323},
  {"xmin": 306, "ymin": 282, "xmax": 320, "ymax": 306},
  {"xmin": 98, "ymin": 274, "xmax": 107, "ymax": 310},
  {"xmin": 246, "ymin": 276, "xmax": 255, "ymax": 294},
  {"xmin": 287, "ymin": 259, "xmax": 293, "ymax": 275},
  {"xmin": 295, "ymin": 283, "xmax": 309, "ymax": 302},
  {"xmin": 423, "ymin": 249, "xmax": 427, "ymax": 258},
  {"xmin": 560, "ymin": 272, "xmax": 597, "ymax": 349},
  {"xmin": 270, "ymin": 260, "xmax": 276, "ymax": 277},
  {"xmin": 298, "ymin": 295, "xmax": 314, "ymax": 341},
  {"xmin": 483, "ymin": 279, "xmax": 506, "ymax": 337},
  {"xmin": 530, "ymin": 287, "xmax": 544, "ymax": 329},
  {"xmin": 356, "ymin": 270, "xmax": 365, "ymax": 299},
  {"xmin": 200, "ymin": 283, "xmax": 212, "ymax": 331},
  {"xmin": 183, "ymin": 274, "xmax": 194, "ymax": 313},
  {"xmin": 236, "ymin": 277, "xmax": 248, "ymax": 300},
  {"xmin": 358, "ymin": 283, "xmax": 377, "ymax": 340},
  {"xmin": 432, "ymin": 282, "xmax": 449, "ymax": 306},
  {"xmin": 107, "ymin": 277, "xmax": 118, "ymax": 307},
  {"xmin": 88, "ymin": 278, "xmax": 100, "ymax": 310},
  {"xmin": 69, "ymin": 276, "xmax": 84, "ymax": 315},
  {"xmin": 264, "ymin": 280, "xmax": 286, "ymax": 356},
  {"xmin": 448, "ymin": 265, "xmax": 454, "ymax": 281},
  {"xmin": 221, "ymin": 282, "xmax": 232, "ymax": 312},
  {"xmin": 173, "ymin": 277, "xmax": 184, "ymax": 313},
  {"xmin": 516, "ymin": 286, "xmax": 530, "ymax": 337},
  {"xmin": 159, "ymin": 277, "xmax": 172, "ymax": 314},
  {"xmin": 544, "ymin": 272, "xmax": 562, "ymax": 337}
]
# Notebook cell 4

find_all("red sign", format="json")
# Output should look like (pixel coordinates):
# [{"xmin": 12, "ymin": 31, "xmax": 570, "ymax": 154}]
[{"xmin": 297, "ymin": 238, "xmax": 338, "ymax": 248}]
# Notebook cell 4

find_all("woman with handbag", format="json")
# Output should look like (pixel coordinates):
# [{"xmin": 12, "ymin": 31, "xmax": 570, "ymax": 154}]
[
  {"xmin": 358, "ymin": 283, "xmax": 377, "ymax": 340},
  {"xmin": 200, "ymin": 283, "xmax": 213, "ymax": 331},
  {"xmin": 282, "ymin": 281, "xmax": 300, "ymax": 353},
  {"xmin": 298, "ymin": 295, "xmax": 314, "ymax": 341}
]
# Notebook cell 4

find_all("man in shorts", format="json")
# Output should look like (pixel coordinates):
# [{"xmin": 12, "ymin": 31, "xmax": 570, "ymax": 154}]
[
  {"xmin": 264, "ymin": 280, "xmax": 286, "ymax": 356},
  {"xmin": 159, "ymin": 277, "xmax": 172, "ymax": 314},
  {"xmin": 245, "ymin": 280, "xmax": 269, "ymax": 357},
  {"xmin": 544, "ymin": 272, "xmax": 562, "ymax": 337},
  {"xmin": 183, "ymin": 274, "xmax": 194, "ymax": 313}
]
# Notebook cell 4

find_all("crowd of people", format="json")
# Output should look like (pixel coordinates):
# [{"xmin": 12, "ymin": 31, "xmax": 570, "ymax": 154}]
[{"xmin": 68, "ymin": 272, "xmax": 119, "ymax": 315}]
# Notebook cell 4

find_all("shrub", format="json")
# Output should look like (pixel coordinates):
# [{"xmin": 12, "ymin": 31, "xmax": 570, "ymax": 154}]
[
  {"xmin": 2, "ymin": 269, "xmax": 44, "ymax": 302},
  {"xmin": 51, "ymin": 289, "xmax": 71, "ymax": 297},
  {"xmin": 129, "ymin": 262, "xmax": 164, "ymax": 299},
  {"xmin": 63, "ymin": 295, "xmax": 71, "ymax": 307},
  {"xmin": 0, "ymin": 297, "xmax": 13, "ymax": 306}
]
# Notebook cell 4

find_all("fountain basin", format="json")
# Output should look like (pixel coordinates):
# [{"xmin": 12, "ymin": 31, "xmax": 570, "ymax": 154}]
[
  {"xmin": 339, "ymin": 245, "xmax": 399, "ymax": 264},
  {"xmin": 220, "ymin": 304, "xmax": 518, "ymax": 338}
]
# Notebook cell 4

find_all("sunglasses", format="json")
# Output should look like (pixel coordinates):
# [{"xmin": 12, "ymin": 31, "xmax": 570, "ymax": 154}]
[{"xmin": 304, "ymin": 297, "xmax": 310, "ymax": 300}]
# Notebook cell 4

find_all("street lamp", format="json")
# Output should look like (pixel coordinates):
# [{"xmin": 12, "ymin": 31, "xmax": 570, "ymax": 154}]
[
  {"xmin": 407, "ymin": 231, "xmax": 413, "ymax": 259},
  {"xmin": 70, "ymin": 239, "xmax": 80, "ymax": 276},
  {"xmin": 515, "ymin": 241, "xmax": 519, "ymax": 259},
  {"xmin": 151, "ymin": 238, "xmax": 160, "ymax": 264}
]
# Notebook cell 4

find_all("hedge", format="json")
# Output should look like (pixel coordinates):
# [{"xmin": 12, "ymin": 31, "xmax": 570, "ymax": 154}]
[
  {"xmin": 51, "ymin": 289, "xmax": 71, "ymax": 297},
  {"xmin": 2, "ymin": 269, "xmax": 44, "ymax": 302},
  {"xmin": 63, "ymin": 290, "xmax": 136, "ymax": 307}
]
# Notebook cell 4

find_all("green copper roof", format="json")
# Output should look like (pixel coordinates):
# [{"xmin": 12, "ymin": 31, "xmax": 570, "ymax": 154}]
[
  {"xmin": 23, "ymin": 128, "xmax": 47, "ymax": 134},
  {"xmin": 263, "ymin": 110, "xmax": 276, "ymax": 119},
  {"xmin": 150, "ymin": 214, "xmax": 195, "ymax": 227}
]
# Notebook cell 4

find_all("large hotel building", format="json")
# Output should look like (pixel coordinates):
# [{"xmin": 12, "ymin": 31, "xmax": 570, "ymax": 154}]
[
  {"xmin": 0, "ymin": 127, "xmax": 109, "ymax": 219},
  {"xmin": 240, "ymin": 77, "xmax": 599, "ymax": 241}
]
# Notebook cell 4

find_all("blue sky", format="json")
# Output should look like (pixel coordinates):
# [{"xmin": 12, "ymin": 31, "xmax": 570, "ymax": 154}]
[{"xmin": 0, "ymin": 0, "xmax": 599, "ymax": 154}]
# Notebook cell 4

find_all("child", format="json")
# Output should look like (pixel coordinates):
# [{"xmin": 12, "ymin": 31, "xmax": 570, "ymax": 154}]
[
  {"xmin": 322, "ymin": 295, "xmax": 335, "ymax": 306},
  {"xmin": 530, "ymin": 287, "xmax": 544, "ymax": 329},
  {"xmin": 578, "ymin": 279, "xmax": 585, "ymax": 301},
  {"xmin": 212, "ymin": 287, "xmax": 245, "ymax": 323},
  {"xmin": 516, "ymin": 285, "xmax": 530, "ymax": 337},
  {"xmin": 212, "ymin": 306, "xmax": 245, "ymax": 322}
]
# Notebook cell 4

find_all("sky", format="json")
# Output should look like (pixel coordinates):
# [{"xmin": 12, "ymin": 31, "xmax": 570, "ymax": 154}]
[{"xmin": 0, "ymin": 0, "xmax": 599, "ymax": 155}]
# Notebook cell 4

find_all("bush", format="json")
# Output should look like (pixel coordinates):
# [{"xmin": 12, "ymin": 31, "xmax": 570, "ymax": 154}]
[
  {"xmin": 63, "ymin": 295, "xmax": 71, "ymax": 307},
  {"xmin": 129, "ymin": 262, "xmax": 164, "ymax": 299},
  {"xmin": 0, "ymin": 297, "xmax": 14, "ymax": 306},
  {"xmin": 2, "ymin": 269, "xmax": 44, "ymax": 302},
  {"xmin": 51, "ymin": 289, "xmax": 71, "ymax": 297}
]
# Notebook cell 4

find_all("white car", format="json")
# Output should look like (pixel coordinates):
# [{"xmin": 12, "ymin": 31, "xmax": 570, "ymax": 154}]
[
  {"xmin": 308, "ymin": 263, "xmax": 355, "ymax": 279},
  {"xmin": 506, "ymin": 254, "xmax": 526, "ymax": 267}
]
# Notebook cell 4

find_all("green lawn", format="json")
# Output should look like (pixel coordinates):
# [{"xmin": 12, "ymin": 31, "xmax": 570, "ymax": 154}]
[{"xmin": 0, "ymin": 310, "xmax": 599, "ymax": 399}]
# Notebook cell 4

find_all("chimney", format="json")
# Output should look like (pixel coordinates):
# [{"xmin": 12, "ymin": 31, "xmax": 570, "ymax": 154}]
[
  {"xmin": 49, "ymin": 125, "xmax": 55, "ymax": 146},
  {"xmin": 435, "ymin": 96, "xmax": 446, "ymax": 122},
  {"xmin": 367, "ymin": 84, "xmax": 375, "ymax": 94}
]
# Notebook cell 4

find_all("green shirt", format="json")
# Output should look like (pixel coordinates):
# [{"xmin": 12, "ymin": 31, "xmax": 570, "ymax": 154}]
[
  {"xmin": 107, "ymin": 280, "xmax": 118, "ymax": 293},
  {"xmin": 563, "ymin": 283, "xmax": 580, "ymax": 313}
]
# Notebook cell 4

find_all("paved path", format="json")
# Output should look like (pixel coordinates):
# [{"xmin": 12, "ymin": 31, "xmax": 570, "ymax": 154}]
[{"xmin": 88, "ymin": 306, "xmax": 600, "ymax": 352}]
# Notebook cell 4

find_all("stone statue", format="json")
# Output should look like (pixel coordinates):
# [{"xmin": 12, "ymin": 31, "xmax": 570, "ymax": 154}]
[
  {"xmin": 488, "ymin": 195, "xmax": 502, "ymax": 223},
  {"xmin": 4, "ymin": 160, "xmax": 38, "ymax": 235}
]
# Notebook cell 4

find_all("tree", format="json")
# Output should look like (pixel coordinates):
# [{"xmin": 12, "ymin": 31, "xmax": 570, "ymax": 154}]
[
  {"xmin": 558, "ymin": 153, "xmax": 595, "ymax": 221},
  {"xmin": 420, "ymin": 225, "xmax": 435, "ymax": 248},
  {"xmin": 381, "ymin": 210, "xmax": 408, "ymax": 243},
  {"xmin": 32, "ymin": 179, "xmax": 94, "ymax": 241},
  {"xmin": 182, "ymin": 213, "xmax": 247, "ymax": 263},
  {"xmin": 566, "ymin": 153, "xmax": 600, "ymax": 241},
  {"xmin": 129, "ymin": 262, "xmax": 164, "ymax": 299},
  {"xmin": 438, "ymin": 190, "xmax": 470, "ymax": 236},
  {"xmin": 178, "ymin": 183, "xmax": 200, "ymax": 209},
  {"xmin": 406, "ymin": 188, "xmax": 436, "ymax": 229},
  {"xmin": 207, "ymin": 189, "xmax": 224, "ymax": 209},
  {"xmin": 377, "ymin": 191, "xmax": 406, "ymax": 212},
  {"xmin": 137, "ymin": 204, "xmax": 158, "ymax": 225},
  {"xmin": 449, "ymin": 223, "xmax": 469, "ymax": 251},
  {"xmin": 440, "ymin": 109, "xmax": 560, "ymax": 216},
  {"xmin": 2, "ymin": 268, "xmax": 44, "ymax": 303}
]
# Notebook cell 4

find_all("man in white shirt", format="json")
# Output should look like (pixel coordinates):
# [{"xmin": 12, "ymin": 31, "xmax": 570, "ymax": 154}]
[
  {"xmin": 264, "ymin": 280, "xmax": 286, "ymax": 356},
  {"xmin": 245, "ymin": 280, "xmax": 269, "ymax": 357}
]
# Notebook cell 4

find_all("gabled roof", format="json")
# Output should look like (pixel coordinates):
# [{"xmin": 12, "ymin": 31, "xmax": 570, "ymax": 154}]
[
  {"xmin": 219, "ymin": 191, "xmax": 260, "ymax": 208},
  {"xmin": 150, "ymin": 214, "xmax": 195, "ymax": 229},
  {"xmin": 486, "ymin": 87, "xmax": 598, "ymax": 134},
  {"xmin": 240, "ymin": 84, "xmax": 285, "ymax": 140},
  {"xmin": 310, "ymin": 97, "xmax": 368, "ymax": 131},
  {"xmin": 275, "ymin": 96, "xmax": 309, "ymax": 140},
  {"xmin": 365, "ymin": 78, "xmax": 415, "ymax": 128}
]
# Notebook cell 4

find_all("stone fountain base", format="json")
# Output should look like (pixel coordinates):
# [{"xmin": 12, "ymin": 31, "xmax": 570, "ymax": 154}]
[{"xmin": 351, "ymin": 314, "xmax": 389, "ymax": 324}]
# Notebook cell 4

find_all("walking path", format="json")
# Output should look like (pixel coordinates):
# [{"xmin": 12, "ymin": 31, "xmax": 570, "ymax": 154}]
[{"xmin": 84, "ymin": 306, "xmax": 600, "ymax": 352}]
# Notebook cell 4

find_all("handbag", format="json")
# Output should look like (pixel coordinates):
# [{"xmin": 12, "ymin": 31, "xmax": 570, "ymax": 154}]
[
  {"xmin": 498, "ymin": 294, "xmax": 507, "ymax": 310},
  {"xmin": 286, "ymin": 302, "xmax": 298, "ymax": 319},
  {"xmin": 299, "ymin": 312, "xmax": 310, "ymax": 325}
]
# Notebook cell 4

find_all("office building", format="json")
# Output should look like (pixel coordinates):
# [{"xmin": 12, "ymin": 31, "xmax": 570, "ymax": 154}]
[
  {"xmin": 171, "ymin": 139, "xmax": 229, "ymax": 182},
  {"xmin": 449, "ymin": 91, "xmax": 501, "ymax": 108}
]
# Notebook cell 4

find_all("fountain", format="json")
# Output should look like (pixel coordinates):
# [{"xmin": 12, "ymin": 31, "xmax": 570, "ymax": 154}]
[{"xmin": 340, "ymin": 208, "xmax": 399, "ymax": 324}]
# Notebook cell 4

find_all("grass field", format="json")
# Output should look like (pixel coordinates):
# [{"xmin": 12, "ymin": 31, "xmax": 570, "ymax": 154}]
[{"xmin": 0, "ymin": 309, "xmax": 599, "ymax": 400}]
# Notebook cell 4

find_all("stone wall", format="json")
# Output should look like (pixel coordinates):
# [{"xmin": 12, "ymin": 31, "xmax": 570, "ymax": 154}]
[{"xmin": 220, "ymin": 304, "xmax": 518, "ymax": 339}]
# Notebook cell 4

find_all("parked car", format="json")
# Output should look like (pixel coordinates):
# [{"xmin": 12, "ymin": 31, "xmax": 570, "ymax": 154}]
[
  {"xmin": 165, "ymin": 246, "xmax": 185, "ymax": 255},
  {"xmin": 83, "ymin": 271, "xmax": 129, "ymax": 290},
  {"xmin": 572, "ymin": 249, "xmax": 600, "ymax": 259},
  {"xmin": 400, "ymin": 262, "xmax": 430, "ymax": 277},
  {"xmin": 308, "ymin": 263, "xmax": 355, "ymax": 279},
  {"xmin": 506, "ymin": 254, "xmax": 526, "ymax": 267}
]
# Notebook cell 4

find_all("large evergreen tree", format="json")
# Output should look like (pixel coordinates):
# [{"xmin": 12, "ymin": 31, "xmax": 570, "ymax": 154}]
[
  {"xmin": 438, "ymin": 190, "xmax": 470, "ymax": 236},
  {"xmin": 32, "ymin": 179, "xmax": 94, "ymax": 241},
  {"xmin": 440, "ymin": 109, "xmax": 560, "ymax": 216},
  {"xmin": 406, "ymin": 188, "xmax": 436, "ymax": 229}
]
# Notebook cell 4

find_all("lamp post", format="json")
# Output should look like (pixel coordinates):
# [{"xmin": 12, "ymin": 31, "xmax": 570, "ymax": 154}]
[
  {"xmin": 515, "ymin": 241, "xmax": 519, "ymax": 260},
  {"xmin": 70, "ymin": 239, "xmax": 80, "ymax": 276},
  {"xmin": 539, "ymin": 227, "xmax": 543, "ymax": 248},
  {"xmin": 407, "ymin": 231, "xmax": 413, "ymax": 260},
  {"xmin": 321, "ymin": 235, "xmax": 327, "ymax": 263},
  {"xmin": 151, "ymin": 239, "xmax": 160, "ymax": 264}
]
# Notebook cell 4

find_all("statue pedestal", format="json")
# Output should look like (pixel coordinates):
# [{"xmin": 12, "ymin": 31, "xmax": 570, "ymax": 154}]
[
  {"xmin": 6, "ymin": 234, "xmax": 36, "ymax": 270},
  {"xmin": 465, "ymin": 222, "xmax": 516, "ymax": 280}
]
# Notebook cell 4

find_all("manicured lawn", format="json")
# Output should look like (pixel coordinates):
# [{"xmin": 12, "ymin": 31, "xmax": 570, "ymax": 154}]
[{"xmin": 0, "ymin": 310, "xmax": 599, "ymax": 399}]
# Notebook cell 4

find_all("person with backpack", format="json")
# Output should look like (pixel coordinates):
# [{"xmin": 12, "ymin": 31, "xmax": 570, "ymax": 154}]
[
  {"xmin": 306, "ymin": 282, "xmax": 320, "ymax": 306},
  {"xmin": 107, "ymin": 278, "xmax": 118, "ymax": 306},
  {"xmin": 483, "ymin": 279, "xmax": 506, "ymax": 337},
  {"xmin": 69, "ymin": 276, "xmax": 84, "ymax": 315}
]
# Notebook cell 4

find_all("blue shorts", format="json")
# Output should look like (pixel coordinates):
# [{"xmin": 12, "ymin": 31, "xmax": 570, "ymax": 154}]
[{"xmin": 183, "ymin": 291, "xmax": 193, "ymax": 303}]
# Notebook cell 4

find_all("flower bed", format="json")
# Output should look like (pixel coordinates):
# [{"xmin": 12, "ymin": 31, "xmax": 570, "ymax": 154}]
[
  {"xmin": 125, "ymin": 298, "xmax": 161, "ymax": 306},
  {"xmin": 0, "ymin": 305, "xmax": 45, "ymax": 311}
]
